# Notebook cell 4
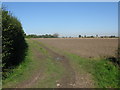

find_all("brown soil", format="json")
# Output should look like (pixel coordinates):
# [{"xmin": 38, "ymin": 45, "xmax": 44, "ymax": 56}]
[{"xmin": 35, "ymin": 38, "xmax": 118, "ymax": 58}]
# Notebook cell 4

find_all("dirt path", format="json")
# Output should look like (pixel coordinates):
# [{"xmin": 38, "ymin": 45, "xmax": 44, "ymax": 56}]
[
  {"xmin": 4, "ymin": 39, "xmax": 94, "ymax": 88},
  {"xmin": 34, "ymin": 39, "xmax": 76, "ymax": 88},
  {"xmin": 32, "ymin": 39, "xmax": 94, "ymax": 88},
  {"xmin": 15, "ymin": 41, "xmax": 46, "ymax": 88},
  {"xmin": 13, "ymin": 39, "xmax": 76, "ymax": 88}
]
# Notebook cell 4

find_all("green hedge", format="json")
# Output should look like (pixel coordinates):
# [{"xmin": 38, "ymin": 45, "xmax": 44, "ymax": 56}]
[{"xmin": 2, "ymin": 9, "xmax": 27, "ymax": 78}]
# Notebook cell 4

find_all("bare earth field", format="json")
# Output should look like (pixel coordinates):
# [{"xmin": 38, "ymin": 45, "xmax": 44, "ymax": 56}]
[{"xmin": 35, "ymin": 38, "xmax": 118, "ymax": 58}]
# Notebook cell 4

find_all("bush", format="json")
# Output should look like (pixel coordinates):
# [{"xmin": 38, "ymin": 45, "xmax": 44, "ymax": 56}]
[
  {"xmin": 2, "ymin": 8, "xmax": 27, "ymax": 78},
  {"xmin": 94, "ymin": 59, "xmax": 119, "ymax": 88}
]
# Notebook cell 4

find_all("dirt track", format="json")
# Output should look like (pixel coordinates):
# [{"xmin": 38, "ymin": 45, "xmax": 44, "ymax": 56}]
[
  {"xmin": 36, "ymin": 40, "xmax": 76, "ymax": 88},
  {"xmin": 15, "ymin": 39, "xmax": 94, "ymax": 88},
  {"xmin": 3, "ymin": 39, "xmax": 95, "ymax": 88},
  {"xmin": 32, "ymin": 39, "xmax": 94, "ymax": 88},
  {"xmin": 4, "ymin": 38, "xmax": 117, "ymax": 88}
]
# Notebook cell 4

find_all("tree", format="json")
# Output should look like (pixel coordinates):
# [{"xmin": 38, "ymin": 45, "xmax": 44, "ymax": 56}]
[
  {"xmin": 96, "ymin": 35, "xmax": 98, "ymax": 38},
  {"xmin": 53, "ymin": 33, "xmax": 59, "ymax": 38},
  {"xmin": 84, "ymin": 35, "xmax": 86, "ymax": 38},
  {"xmin": 79, "ymin": 35, "xmax": 81, "ymax": 38}
]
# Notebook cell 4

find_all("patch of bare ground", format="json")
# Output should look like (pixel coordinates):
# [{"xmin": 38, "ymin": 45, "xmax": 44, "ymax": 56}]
[
  {"xmin": 35, "ymin": 38, "xmax": 118, "ymax": 58},
  {"xmin": 74, "ymin": 71, "xmax": 94, "ymax": 88},
  {"xmin": 32, "ymin": 39, "xmax": 95, "ymax": 88}
]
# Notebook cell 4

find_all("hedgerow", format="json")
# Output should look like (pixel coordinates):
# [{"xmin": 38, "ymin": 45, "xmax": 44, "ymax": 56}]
[{"xmin": 2, "ymin": 8, "xmax": 27, "ymax": 78}]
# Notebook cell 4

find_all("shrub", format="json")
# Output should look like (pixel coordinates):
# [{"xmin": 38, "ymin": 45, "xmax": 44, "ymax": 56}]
[{"xmin": 2, "ymin": 8, "xmax": 27, "ymax": 78}]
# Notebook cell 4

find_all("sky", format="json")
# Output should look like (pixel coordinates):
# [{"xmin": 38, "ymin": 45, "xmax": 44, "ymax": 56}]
[{"xmin": 2, "ymin": 2, "xmax": 118, "ymax": 37}]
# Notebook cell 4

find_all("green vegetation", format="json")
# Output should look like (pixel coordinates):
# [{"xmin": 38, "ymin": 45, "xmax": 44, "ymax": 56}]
[
  {"xmin": 26, "ymin": 33, "xmax": 59, "ymax": 38},
  {"xmin": 30, "ymin": 40, "xmax": 65, "ymax": 88},
  {"xmin": 3, "ymin": 39, "xmax": 41, "ymax": 87},
  {"xmin": 2, "ymin": 8, "xmax": 27, "ymax": 79},
  {"xmin": 3, "ymin": 39, "xmax": 119, "ymax": 88},
  {"xmin": 3, "ymin": 39, "xmax": 64, "ymax": 88},
  {"xmin": 34, "ymin": 57, "xmax": 64, "ymax": 88},
  {"xmin": 65, "ymin": 53, "xmax": 119, "ymax": 88},
  {"xmin": 32, "ymin": 40, "xmax": 120, "ymax": 88},
  {"xmin": 94, "ymin": 59, "xmax": 119, "ymax": 88},
  {"xmin": 118, "ymin": 47, "xmax": 120, "ymax": 66}
]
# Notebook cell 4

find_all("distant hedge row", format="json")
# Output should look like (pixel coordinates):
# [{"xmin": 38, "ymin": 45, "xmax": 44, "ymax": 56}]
[
  {"xmin": 26, "ymin": 34, "xmax": 59, "ymax": 38},
  {"xmin": 2, "ymin": 8, "xmax": 27, "ymax": 77}
]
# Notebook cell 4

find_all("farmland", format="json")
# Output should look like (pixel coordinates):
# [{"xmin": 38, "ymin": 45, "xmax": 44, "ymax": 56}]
[
  {"xmin": 2, "ymin": 2, "xmax": 119, "ymax": 89},
  {"xmin": 34, "ymin": 38, "xmax": 118, "ymax": 58},
  {"xmin": 3, "ymin": 38, "xmax": 119, "ymax": 88}
]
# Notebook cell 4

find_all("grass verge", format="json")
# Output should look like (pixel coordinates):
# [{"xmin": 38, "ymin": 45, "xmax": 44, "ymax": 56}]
[
  {"xmin": 65, "ymin": 53, "xmax": 119, "ymax": 88},
  {"xmin": 2, "ymin": 39, "xmax": 34, "ymax": 88}
]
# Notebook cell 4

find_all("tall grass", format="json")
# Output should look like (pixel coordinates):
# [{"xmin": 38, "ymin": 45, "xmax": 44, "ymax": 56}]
[
  {"xmin": 65, "ymin": 53, "xmax": 119, "ymax": 88},
  {"xmin": 93, "ymin": 59, "xmax": 119, "ymax": 88}
]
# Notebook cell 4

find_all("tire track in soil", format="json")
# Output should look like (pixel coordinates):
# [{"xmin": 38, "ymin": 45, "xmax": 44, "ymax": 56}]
[
  {"xmin": 33, "ymin": 39, "xmax": 76, "ymax": 88},
  {"xmin": 16, "ymin": 39, "xmax": 94, "ymax": 88},
  {"xmin": 16, "ymin": 39, "xmax": 75, "ymax": 88},
  {"xmin": 15, "ymin": 42, "xmax": 46, "ymax": 88},
  {"xmin": 34, "ymin": 39, "xmax": 95, "ymax": 88}
]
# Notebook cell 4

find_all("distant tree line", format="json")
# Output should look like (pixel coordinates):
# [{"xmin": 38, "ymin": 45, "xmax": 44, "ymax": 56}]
[
  {"xmin": 100, "ymin": 36, "xmax": 117, "ymax": 38},
  {"xmin": 78, "ymin": 35, "xmax": 118, "ymax": 38},
  {"xmin": 26, "ymin": 33, "xmax": 59, "ymax": 38},
  {"xmin": 60, "ymin": 35, "xmax": 118, "ymax": 38},
  {"xmin": 2, "ymin": 8, "xmax": 27, "ymax": 78}
]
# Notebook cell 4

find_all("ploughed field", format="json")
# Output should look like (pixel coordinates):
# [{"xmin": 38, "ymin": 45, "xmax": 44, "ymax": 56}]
[{"xmin": 35, "ymin": 38, "xmax": 118, "ymax": 58}]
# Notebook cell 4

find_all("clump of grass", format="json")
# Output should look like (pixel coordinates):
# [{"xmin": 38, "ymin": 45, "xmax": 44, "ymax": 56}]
[
  {"xmin": 2, "ymin": 51, "xmax": 33, "ymax": 88},
  {"xmin": 93, "ymin": 59, "xmax": 119, "ymax": 88},
  {"xmin": 65, "ymin": 52, "xmax": 119, "ymax": 88},
  {"xmin": 35, "ymin": 58, "xmax": 65, "ymax": 88}
]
